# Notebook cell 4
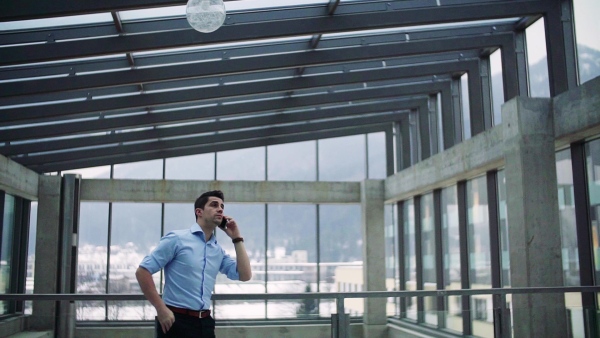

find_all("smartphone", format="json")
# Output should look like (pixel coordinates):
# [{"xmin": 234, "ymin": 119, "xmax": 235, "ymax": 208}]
[{"xmin": 219, "ymin": 217, "xmax": 228, "ymax": 229}]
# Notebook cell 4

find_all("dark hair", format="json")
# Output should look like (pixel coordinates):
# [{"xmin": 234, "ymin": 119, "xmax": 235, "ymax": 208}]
[{"xmin": 194, "ymin": 190, "xmax": 225, "ymax": 219}]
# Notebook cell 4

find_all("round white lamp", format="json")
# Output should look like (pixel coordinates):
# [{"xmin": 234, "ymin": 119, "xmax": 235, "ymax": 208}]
[{"xmin": 186, "ymin": 0, "xmax": 226, "ymax": 33}]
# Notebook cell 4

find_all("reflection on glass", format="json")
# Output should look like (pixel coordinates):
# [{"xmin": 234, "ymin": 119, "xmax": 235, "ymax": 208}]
[
  {"xmin": 1, "ymin": 195, "xmax": 15, "ymax": 315},
  {"xmin": 441, "ymin": 186, "xmax": 462, "ymax": 332},
  {"xmin": 403, "ymin": 199, "xmax": 417, "ymax": 320},
  {"xmin": 320, "ymin": 204, "xmax": 363, "ymax": 317},
  {"xmin": 267, "ymin": 204, "xmax": 316, "ymax": 319},
  {"xmin": 573, "ymin": 0, "xmax": 600, "ymax": 84},
  {"xmin": 267, "ymin": 141, "xmax": 316, "ymax": 181},
  {"xmin": 77, "ymin": 202, "xmax": 109, "ymax": 320},
  {"xmin": 490, "ymin": 49, "xmax": 505, "ymax": 126},
  {"xmin": 467, "ymin": 176, "xmax": 493, "ymax": 338},
  {"xmin": 109, "ymin": 203, "xmax": 161, "ymax": 320},
  {"xmin": 526, "ymin": 18, "xmax": 550, "ymax": 98},
  {"xmin": 420, "ymin": 193, "xmax": 437, "ymax": 326},
  {"xmin": 217, "ymin": 147, "xmax": 265, "ymax": 180},
  {"xmin": 318, "ymin": 135, "xmax": 366, "ymax": 181},
  {"xmin": 368, "ymin": 132, "xmax": 387, "ymax": 179},
  {"xmin": 113, "ymin": 159, "xmax": 164, "ymax": 179},
  {"xmin": 165, "ymin": 153, "xmax": 215, "ymax": 180}
]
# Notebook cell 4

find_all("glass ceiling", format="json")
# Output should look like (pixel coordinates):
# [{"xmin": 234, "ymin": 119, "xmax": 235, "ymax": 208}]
[{"xmin": 0, "ymin": 0, "xmax": 555, "ymax": 173}]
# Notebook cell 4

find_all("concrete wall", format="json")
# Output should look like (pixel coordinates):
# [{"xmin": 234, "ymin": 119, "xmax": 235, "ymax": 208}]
[
  {"xmin": 0, "ymin": 153, "xmax": 38, "ymax": 201},
  {"xmin": 80, "ymin": 179, "xmax": 361, "ymax": 204}
]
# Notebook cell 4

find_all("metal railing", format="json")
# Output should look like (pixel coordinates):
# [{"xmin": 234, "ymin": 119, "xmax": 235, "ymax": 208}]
[{"xmin": 2, "ymin": 285, "xmax": 600, "ymax": 338}]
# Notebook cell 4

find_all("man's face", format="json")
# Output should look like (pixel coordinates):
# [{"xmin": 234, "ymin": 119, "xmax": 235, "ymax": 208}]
[{"xmin": 196, "ymin": 196, "xmax": 224, "ymax": 226}]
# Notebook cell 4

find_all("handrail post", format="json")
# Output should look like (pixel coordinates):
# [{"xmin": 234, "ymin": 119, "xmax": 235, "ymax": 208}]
[{"xmin": 336, "ymin": 294, "xmax": 348, "ymax": 338}]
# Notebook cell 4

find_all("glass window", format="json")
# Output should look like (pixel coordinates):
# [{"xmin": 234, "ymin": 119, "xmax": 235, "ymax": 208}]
[
  {"xmin": 490, "ymin": 49, "xmax": 505, "ymax": 126},
  {"xmin": 586, "ymin": 139, "xmax": 600, "ymax": 309},
  {"xmin": 420, "ymin": 193, "xmax": 437, "ymax": 326},
  {"xmin": 556, "ymin": 148, "xmax": 584, "ymax": 336},
  {"xmin": 25, "ymin": 201, "xmax": 38, "ymax": 314},
  {"xmin": 267, "ymin": 204, "xmax": 316, "ymax": 319},
  {"xmin": 403, "ymin": 199, "xmax": 417, "ymax": 320},
  {"xmin": 318, "ymin": 135, "xmax": 366, "ymax": 181},
  {"xmin": 109, "ymin": 203, "xmax": 161, "ymax": 320},
  {"xmin": 368, "ymin": 132, "xmax": 387, "ymax": 179},
  {"xmin": 573, "ymin": 0, "xmax": 600, "ymax": 85},
  {"xmin": 384, "ymin": 203, "xmax": 397, "ymax": 316},
  {"xmin": 556, "ymin": 150, "xmax": 580, "ymax": 286},
  {"xmin": 165, "ymin": 153, "xmax": 215, "ymax": 180},
  {"xmin": 441, "ymin": 185, "xmax": 462, "ymax": 332},
  {"xmin": 77, "ymin": 202, "xmax": 109, "ymax": 320},
  {"xmin": 461, "ymin": 74, "xmax": 471, "ymax": 140},
  {"xmin": 467, "ymin": 176, "xmax": 493, "ymax": 337},
  {"xmin": 320, "ymin": 204, "xmax": 363, "ymax": 317},
  {"xmin": 267, "ymin": 141, "xmax": 316, "ymax": 181},
  {"xmin": 113, "ymin": 159, "xmax": 164, "ymax": 179},
  {"xmin": 217, "ymin": 147, "xmax": 265, "ymax": 180},
  {"xmin": 210, "ymin": 203, "xmax": 266, "ymax": 320},
  {"xmin": 62, "ymin": 166, "xmax": 111, "ymax": 179},
  {"xmin": 497, "ymin": 170, "xmax": 510, "ymax": 287},
  {"xmin": 526, "ymin": 18, "xmax": 550, "ymax": 98},
  {"xmin": 1, "ymin": 194, "xmax": 16, "ymax": 315}
]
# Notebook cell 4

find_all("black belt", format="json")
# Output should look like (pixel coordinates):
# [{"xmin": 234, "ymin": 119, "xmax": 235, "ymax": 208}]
[{"xmin": 167, "ymin": 305, "xmax": 211, "ymax": 318}]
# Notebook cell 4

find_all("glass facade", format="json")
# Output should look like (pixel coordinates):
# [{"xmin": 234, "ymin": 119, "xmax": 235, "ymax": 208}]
[
  {"xmin": 526, "ymin": 18, "xmax": 550, "ymax": 98},
  {"xmin": 466, "ymin": 176, "xmax": 492, "ymax": 338},
  {"xmin": 402, "ymin": 199, "xmax": 417, "ymax": 320},
  {"xmin": 586, "ymin": 140, "xmax": 600, "ymax": 282},
  {"xmin": 69, "ymin": 134, "xmax": 379, "ymax": 321},
  {"xmin": 1, "ymin": 195, "xmax": 15, "ymax": 315},
  {"xmin": 441, "ymin": 186, "xmax": 462, "ymax": 332},
  {"xmin": 573, "ymin": 0, "xmax": 600, "ymax": 85},
  {"xmin": 420, "ymin": 193, "xmax": 437, "ymax": 326}
]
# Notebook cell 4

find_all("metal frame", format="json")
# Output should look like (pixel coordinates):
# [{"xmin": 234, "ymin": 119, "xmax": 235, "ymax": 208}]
[{"xmin": 0, "ymin": 0, "xmax": 570, "ymax": 174}]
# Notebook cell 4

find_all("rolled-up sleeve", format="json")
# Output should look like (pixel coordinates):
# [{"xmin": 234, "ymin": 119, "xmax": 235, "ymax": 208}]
[
  {"xmin": 219, "ymin": 250, "xmax": 240, "ymax": 281},
  {"xmin": 139, "ymin": 233, "xmax": 179, "ymax": 274}
]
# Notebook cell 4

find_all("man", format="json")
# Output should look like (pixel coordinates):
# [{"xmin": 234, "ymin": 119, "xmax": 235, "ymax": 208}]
[{"xmin": 136, "ymin": 190, "xmax": 252, "ymax": 338}]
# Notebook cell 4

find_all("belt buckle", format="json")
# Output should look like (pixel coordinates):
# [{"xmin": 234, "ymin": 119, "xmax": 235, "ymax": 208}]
[{"xmin": 198, "ymin": 310, "xmax": 206, "ymax": 318}]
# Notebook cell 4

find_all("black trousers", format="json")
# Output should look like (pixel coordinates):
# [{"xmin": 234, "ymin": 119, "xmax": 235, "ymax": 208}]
[{"xmin": 155, "ymin": 313, "xmax": 216, "ymax": 338}]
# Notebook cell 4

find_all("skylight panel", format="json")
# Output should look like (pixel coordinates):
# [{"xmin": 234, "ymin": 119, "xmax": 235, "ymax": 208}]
[
  {"xmin": 0, "ymin": 13, "xmax": 112, "ymax": 31},
  {"xmin": 119, "ymin": 6, "xmax": 185, "ymax": 21},
  {"xmin": 225, "ymin": 0, "xmax": 328, "ymax": 12}
]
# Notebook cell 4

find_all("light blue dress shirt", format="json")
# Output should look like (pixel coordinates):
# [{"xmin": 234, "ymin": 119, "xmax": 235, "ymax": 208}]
[{"xmin": 139, "ymin": 224, "xmax": 239, "ymax": 310}]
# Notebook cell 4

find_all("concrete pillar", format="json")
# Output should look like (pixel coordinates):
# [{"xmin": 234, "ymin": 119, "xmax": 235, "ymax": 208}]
[
  {"xmin": 360, "ymin": 180, "xmax": 387, "ymax": 338},
  {"xmin": 502, "ymin": 97, "xmax": 567, "ymax": 338},
  {"xmin": 31, "ymin": 175, "xmax": 62, "ymax": 331}
]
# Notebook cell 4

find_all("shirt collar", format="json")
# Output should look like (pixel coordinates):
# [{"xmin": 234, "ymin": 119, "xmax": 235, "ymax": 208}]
[{"xmin": 190, "ymin": 223, "xmax": 217, "ymax": 244}]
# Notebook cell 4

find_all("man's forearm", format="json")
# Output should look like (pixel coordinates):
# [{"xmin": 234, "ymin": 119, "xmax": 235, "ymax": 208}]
[
  {"xmin": 234, "ymin": 242, "xmax": 252, "ymax": 281},
  {"xmin": 135, "ymin": 267, "xmax": 167, "ymax": 311}
]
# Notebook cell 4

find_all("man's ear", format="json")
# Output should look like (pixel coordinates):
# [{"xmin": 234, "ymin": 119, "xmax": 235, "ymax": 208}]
[{"xmin": 195, "ymin": 208, "xmax": 203, "ymax": 217}]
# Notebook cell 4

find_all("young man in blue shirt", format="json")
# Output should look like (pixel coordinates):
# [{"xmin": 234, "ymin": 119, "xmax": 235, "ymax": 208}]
[{"xmin": 136, "ymin": 190, "xmax": 252, "ymax": 337}]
